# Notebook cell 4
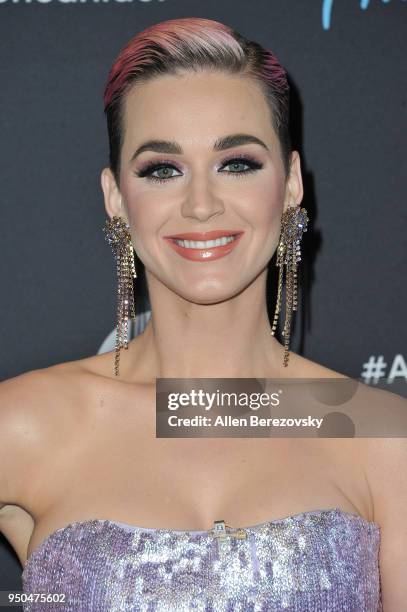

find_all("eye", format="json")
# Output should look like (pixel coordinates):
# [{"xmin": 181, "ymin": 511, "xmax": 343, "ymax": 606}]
[
  {"xmin": 134, "ymin": 154, "xmax": 263, "ymax": 184},
  {"xmin": 135, "ymin": 160, "xmax": 182, "ymax": 184},
  {"xmin": 219, "ymin": 155, "xmax": 263, "ymax": 177}
]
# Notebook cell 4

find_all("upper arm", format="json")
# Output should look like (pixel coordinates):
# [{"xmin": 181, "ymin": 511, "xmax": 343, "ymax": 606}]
[
  {"xmin": 365, "ymin": 394, "xmax": 407, "ymax": 610},
  {"xmin": 0, "ymin": 368, "xmax": 60, "ymax": 509}
]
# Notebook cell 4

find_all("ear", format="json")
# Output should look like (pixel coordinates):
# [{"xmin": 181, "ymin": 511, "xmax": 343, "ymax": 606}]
[
  {"xmin": 100, "ymin": 167, "xmax": 128, "ymax": 221},
  {"xmin": 283, "ymin": 151, "xmax": 304, "ymax": 212}
]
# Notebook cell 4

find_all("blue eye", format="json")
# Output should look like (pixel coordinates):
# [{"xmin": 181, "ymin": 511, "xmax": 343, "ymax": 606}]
[
  {"xmin": 220, "ymin": 157, "xmax": 263, "ymax": 176},
  {"xmin": 135, "ymin": 155, "xmax": 263, "ymax": 184},
  {"xmin": 137, "ymin": 163, "xmax": 182, "ymax": 183}
]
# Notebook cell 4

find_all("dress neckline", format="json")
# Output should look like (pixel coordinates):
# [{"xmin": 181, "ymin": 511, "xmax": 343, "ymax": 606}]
[{"xmin": 22, "ymin": 507, "xmax": 380, "ymax": 575}]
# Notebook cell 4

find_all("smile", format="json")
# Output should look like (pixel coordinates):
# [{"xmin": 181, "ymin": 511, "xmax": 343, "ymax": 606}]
[
  {"xmin": 163, "ymin": 231, "xmax": 244, "ymax": 262},
  {"xmin": 174, "ymin": 236, "xmax": 236, "ymax": 248}
]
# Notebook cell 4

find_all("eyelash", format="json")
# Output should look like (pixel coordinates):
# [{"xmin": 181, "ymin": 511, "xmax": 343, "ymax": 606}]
[{"xmin": 134, "ymin": 155, "xmax": 263, "ymax": 184}]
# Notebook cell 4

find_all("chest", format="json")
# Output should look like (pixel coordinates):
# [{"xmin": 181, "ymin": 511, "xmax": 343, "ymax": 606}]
[{"xmin": 42, "ymin": 401, "xmax": 367, "ymax": 531}]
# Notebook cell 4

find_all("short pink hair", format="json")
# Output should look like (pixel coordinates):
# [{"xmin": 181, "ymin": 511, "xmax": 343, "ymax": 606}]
[{"xmin": 103, "ymin": 17, "xmax": 291, "ymax": 185}]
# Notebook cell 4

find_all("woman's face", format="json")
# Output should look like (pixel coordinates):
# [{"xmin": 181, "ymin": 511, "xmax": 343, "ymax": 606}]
[{"xmin": 102, "ymin": 70, "xmax": 303, "ymax": 304}]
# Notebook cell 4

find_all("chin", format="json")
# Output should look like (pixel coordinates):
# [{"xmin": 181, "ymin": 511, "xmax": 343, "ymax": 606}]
[{"xmin": 178, "ymin": 283, "xmax": 245, "ymax": 306}]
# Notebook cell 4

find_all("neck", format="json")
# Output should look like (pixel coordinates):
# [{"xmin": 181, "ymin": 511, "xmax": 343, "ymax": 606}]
[{"xmin": 122, "ymin": 269, "xmax": 290, "ymax": 382}]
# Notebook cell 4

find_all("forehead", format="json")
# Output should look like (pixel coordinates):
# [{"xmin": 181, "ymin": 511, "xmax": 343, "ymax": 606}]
[{"xmin": 121, "ymin": 70, "xmax": 276, "ymax": 150}]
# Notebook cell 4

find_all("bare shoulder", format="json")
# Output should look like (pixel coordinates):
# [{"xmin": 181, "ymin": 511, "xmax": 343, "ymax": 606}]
[
  {"xmin": 359, "ymin": 405, "xmax": 407, "ymax": 608},
  {"xmin": 354, "ymin": 382, "xmax": 407, "ymax": 514},
  {"xmin": 289, "ymin": 353, "xmax": 407, "ymax": 608},
  {"xmin": 0, "ymin": 359, "xmax": 96, "ymax": 512},
  {"xmin": 363, "ymin": 436, "xmax": 407, "ymax": 516},
  {"xmin": 289, "ymin": 350, "xmax": 349, "ymax": 378}
]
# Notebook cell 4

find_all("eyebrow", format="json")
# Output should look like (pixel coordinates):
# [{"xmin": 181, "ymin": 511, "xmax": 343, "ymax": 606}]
[{"xmin": 129, "ymin": 133, "xmax": 269, "ymax": 164}]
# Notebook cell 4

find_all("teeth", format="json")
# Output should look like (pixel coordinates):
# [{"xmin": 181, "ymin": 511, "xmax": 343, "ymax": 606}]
[{"xmin": 174, "ymin": 235, "xmax": 237, "ymax": 249}]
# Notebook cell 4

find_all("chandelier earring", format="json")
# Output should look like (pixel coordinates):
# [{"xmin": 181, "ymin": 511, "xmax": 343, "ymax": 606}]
[
  {"xmin": 103, "ymin": 215, "xmax": 137, "ymax": 377},
  {"xmin": 270, "ymin": 204, "xmax": 309, "ymax": 367}
]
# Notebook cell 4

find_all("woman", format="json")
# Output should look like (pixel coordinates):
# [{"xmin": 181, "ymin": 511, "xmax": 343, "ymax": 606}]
[{"xmin": 0, "ymin": 16, "xmax": 406, "ymax": 611}]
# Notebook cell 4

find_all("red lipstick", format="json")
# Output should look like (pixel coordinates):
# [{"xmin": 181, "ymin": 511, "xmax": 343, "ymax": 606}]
[{"xmin": 163, "ymin": 230, "xmax": 244, "ymax": 262}]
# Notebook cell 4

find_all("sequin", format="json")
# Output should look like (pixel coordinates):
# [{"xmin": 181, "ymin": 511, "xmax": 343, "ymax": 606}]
[{"xmin": 21, "ymin": 508, "xmax": 382, "ymax": 611}]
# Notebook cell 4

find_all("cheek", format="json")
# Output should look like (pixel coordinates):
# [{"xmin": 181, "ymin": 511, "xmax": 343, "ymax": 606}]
[
  {"xmin": 245, "ymin": 179, "xmax": 285, "ymax": 257},
  {"xmin": 119, "ymin": 195, "xmax": 171, "ymax": 270},
  {"xmin": 118, "ymin": 181, "xmax": 161, "ymax": 237},
  {"xmin": 241, "ymin": 176, "xmax": 285, "ymax": 228}
]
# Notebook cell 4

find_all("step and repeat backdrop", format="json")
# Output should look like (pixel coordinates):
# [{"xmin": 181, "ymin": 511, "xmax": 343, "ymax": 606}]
[{"xmin": 1, "ymin": 0, "xmax": 406, "ymax": 592}]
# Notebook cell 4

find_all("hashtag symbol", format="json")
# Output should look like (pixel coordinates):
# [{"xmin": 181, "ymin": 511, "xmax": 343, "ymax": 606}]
[{"xmin": 361, "ymin": 355, "xmax": 387, "ymax": 384}]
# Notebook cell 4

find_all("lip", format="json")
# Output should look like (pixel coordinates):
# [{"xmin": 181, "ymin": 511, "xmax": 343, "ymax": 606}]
[
  {"xmin": 163, "ymin": 231, "xmax": 244, "ymax": 262},
  {"xmin": 163, "ymin": 230, "xmax": 242, "ymax": 240}
]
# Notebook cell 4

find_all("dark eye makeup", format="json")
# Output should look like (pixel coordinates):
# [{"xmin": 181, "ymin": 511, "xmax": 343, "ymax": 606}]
[{"xmin": 134, "ymin": 154, "xmax": 264, "ymax": 184}]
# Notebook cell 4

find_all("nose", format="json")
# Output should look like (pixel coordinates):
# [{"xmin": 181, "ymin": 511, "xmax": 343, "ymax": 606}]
[{"xmin": 180, "ymin": 174, "xmax": 225, "ymax": 222}]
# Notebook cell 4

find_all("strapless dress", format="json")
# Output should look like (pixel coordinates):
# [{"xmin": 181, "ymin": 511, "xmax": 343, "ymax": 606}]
[{"xmin": 21, "ymin": 507, "xmax": 382, "ymax": 611}]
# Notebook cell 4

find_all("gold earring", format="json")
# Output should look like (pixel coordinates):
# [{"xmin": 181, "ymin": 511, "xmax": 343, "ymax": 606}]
[
  {"xmin": 271, "ymin": 205, "xmax": 309, "ymax": 367},
  {"xmin": 103, "ymin": 216, "xmax": 137, "ymax": 377}
]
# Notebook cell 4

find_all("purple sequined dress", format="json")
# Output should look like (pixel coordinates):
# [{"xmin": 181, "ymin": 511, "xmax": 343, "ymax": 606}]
[{"xmin": 22, "ymin": 507, "xmax": 382, "ymax": 611}]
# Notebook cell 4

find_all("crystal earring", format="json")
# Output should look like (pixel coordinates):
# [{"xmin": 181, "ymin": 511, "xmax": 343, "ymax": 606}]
[
  {"xmin": 103, "ymin": 216, "xmax": 137, "ymax": 377},
  {"xmin": 271, "ymin": 205, "xmax": 309, "ymax": 367}
]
